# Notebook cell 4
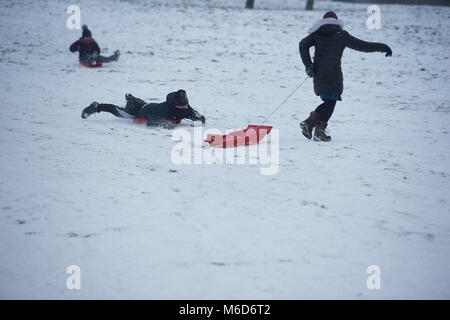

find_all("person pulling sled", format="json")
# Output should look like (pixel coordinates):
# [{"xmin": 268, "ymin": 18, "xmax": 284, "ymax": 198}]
[
  {"xmin": 81, "ymin": 89, "xmax": 206, "ymax": 128},
  {"xmin": 299, "ymin": 11, "xmax": 392, "ymax": 141},
  {"xmin": 70, "ymin": 25, "xmax": 120, "ymax": 66}
]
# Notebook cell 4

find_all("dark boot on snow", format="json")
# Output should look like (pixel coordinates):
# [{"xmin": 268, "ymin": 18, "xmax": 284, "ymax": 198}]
[
  {"xmin": 114, "ymin": 50, "xmax": 120, "ymax": 61},
  {"xmin": 125, "ymin": 93, "xmax": 134, "ymax": 108},
  {"xmin": 125, "ymin": 93, "xmax": 146, "ymax": 106},
  {"xmin": 300, "ymin": 111, "xmax": 319, "ymax": 139},
  {"xmin": 313, "ymin": 121, "xmax": 331, "ymax": 142},
  {"xmin": 81, "ymin": 102, "xmax": 99, "ymax": 119},
  {"xmin": 125, "ymin": 93, "xmax": 146, "ymax": 113}
]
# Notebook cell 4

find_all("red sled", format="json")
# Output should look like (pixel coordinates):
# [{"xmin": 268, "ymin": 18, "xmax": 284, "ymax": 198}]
[
  {"xmin": 132, "ymin": 118, "xmax": 181, "ymax": 125},
  {"xmin": 204, "ymin": 125, "xmax": 273, "ymax": 148},
  {"xmin": 79, "ymin": 60, "xmax": 103, "ymax": 68},
  {"xmin": 133, "ymin": 118, "xmax": 147, "ymax": 124}
]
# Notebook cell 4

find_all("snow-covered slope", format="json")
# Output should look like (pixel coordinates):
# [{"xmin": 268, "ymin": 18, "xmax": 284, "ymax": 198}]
[{"xmin": 0, "ymin": 0, "xmax": 449, "ymax": 299}]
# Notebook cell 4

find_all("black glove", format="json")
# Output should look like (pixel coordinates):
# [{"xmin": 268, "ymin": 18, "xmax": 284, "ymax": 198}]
[
  {"xmin": 382, "ymin": 44, "xmax": 392, "ymax": 57},
  {"xmin": 191, "ymin": 111, "xmax": 205, "ymax": 124},
  {"xmin": 306, "ymin": 66, "xmax": 314, "ymax": 78}
]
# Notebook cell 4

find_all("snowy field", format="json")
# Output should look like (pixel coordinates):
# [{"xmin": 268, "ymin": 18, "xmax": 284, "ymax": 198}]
[{"xmin": 0, "ymin": 0, "xmax": 449, "ymax": 299}]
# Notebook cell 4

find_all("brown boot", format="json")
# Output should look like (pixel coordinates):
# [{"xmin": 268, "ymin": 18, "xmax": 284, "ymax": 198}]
[
  {"xmin": 300, "ymin": 111, "xmax": 319, "ymax": 139},
  {"xmin": 313, "ymin": 121, "xmax": 331, "ymax": 142}
]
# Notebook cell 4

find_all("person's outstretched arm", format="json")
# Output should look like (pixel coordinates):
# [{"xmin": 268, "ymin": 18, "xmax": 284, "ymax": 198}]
[
  {"xmin": 186, "ymin": 106, "xmax": 205, "ymax": 124},
  {"xmin": 299, "ymin": 34, "xmax": 316, "ymax": 77},
  {"xmin": 69, "ymin": 40, "xmax": 80, "ymax": 52},
  {"xmin": 344, "ymin": 31, "xmax": 392, "ymax": 56}
]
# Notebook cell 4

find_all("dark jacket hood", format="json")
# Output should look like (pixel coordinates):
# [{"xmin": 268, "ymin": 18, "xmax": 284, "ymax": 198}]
[{"xmin": 316, "ymin": 24, "xmax": 342, "ymax": 36}]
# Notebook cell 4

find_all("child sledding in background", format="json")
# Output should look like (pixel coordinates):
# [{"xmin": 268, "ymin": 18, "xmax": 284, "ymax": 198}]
[
  {"xmin": 299, "ymin": 11, "xmax": 392, "ymax": 141},
  {"xmin": 70, "ymin": 25, "xmax": 120, "ymax": 65}
]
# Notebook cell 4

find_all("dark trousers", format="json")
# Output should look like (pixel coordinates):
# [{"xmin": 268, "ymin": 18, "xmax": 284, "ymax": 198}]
[
  {"xmin": 97, "ymin": 104, "xmax": 135, "ymax": 118},
  {"xmin": 96, "ymin": 95, "xmax": 147, "ymax": 118},
  {"xmin": 126, "ymin": 96, "xmax": 147, "ymax": 117},
  {"xmin": 315, "ymin": 99, "xmax": 336, "ymax": 122},
  {"xmin": 80, "ymin": 53, "xmax": 117, "ymax": 64},
  {"xmin": 97, "ymin": 55, "xmax": 117, "ymax": 63}
]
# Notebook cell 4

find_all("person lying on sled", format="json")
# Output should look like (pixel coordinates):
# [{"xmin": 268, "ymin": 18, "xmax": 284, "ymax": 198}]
[
  {"xmin": 81, "ymin": 89, "xmax": 206, "ymax": 128},
  {"xmin": 70, "ymin": 25, "xmax": 120, "ymax": 65}
]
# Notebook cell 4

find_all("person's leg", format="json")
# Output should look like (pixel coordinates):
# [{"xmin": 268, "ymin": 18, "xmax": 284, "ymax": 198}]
[
  {"xmin": 301, "ymin": 99, "xmax": 335, "ymax": 139},
  {"xmin": 130, "ymin": 96, "xmax": 146, "ymax": 108},
  {"xmin": 97, "ymin": 50, "xmax": 120, "ymax": 63},
  {"xmin": 97, "ymin": 104, "xmax": 134, "ymax": 118},
  {"xmin": 315, "ymin": 99, "xmax": 336, "ymax": 122},
  {"xmin": 125, "ymin": 94, "xmax": 147, "ymax": 116},
  {"xmin": 81, "ymin": 102, "xmax": 134, "ymax": 119},
  {"xmin": 313, "ymin": 100, "xmax": 336, "ymax": 141},
  {"xmin": 300, "ymin": 110, "xmax": 319, "ymax": 139},
  {"xmin": 97, "ymin": 55, "xmax": 114, "ymax": 62}
]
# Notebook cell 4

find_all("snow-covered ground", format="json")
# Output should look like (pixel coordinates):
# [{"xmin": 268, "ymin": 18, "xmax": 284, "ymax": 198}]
[{"xmin": 0, "ymin": 0, "xmax": 449, "ymax": 299}]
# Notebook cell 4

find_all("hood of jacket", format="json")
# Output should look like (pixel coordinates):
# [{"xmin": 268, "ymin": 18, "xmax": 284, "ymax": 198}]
[{"xmin": 307, "ymin": 17, "xmax": 344, "ymax": 34}]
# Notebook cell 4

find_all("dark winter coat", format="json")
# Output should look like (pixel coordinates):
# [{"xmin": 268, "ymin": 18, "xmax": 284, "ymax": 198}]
[
  {"xmin": 299, "ymin": 24, "xmax": 389, "ymax": 96},
  {"xmin": 139, "ymin": 92, "xmax": 204, "ymax": 123},
  {"xmin": 69, "ymin": 37, "xmax": 101, "ymax": 59}
]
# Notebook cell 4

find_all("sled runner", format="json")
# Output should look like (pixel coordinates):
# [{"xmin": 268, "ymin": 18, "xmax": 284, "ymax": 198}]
[
  {"xmin": 79, "ymin": 60, "xmax": 103, "ymax": 68},
  {"xmin": 204, "ymin": 125, "xmax": 272, "ymax": 148}
]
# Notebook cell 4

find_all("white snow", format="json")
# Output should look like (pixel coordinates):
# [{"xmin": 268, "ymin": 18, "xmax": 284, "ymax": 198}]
[{"xmin": 0, "ymin": 0, "xmax": 449, "ymax": 299}]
